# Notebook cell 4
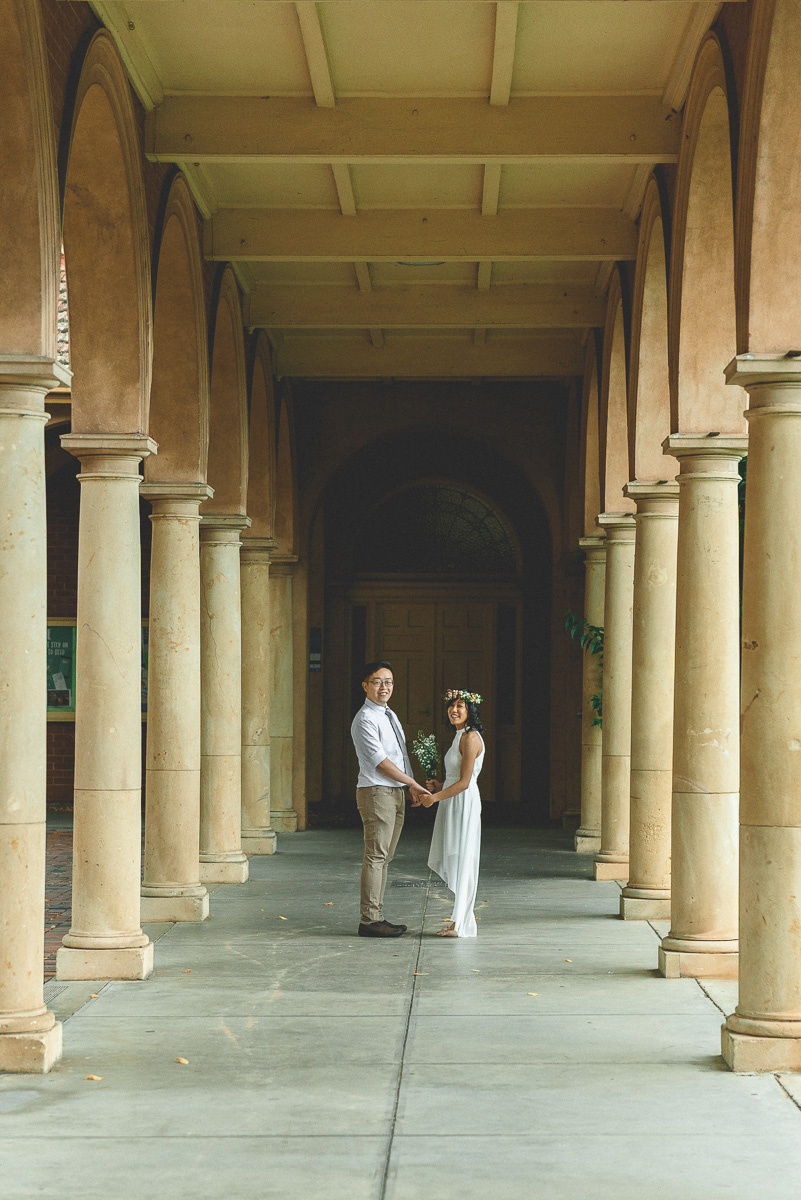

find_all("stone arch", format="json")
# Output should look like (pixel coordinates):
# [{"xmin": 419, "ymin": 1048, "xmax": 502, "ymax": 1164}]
[
  {"xmin": 628, "ymin": 177, "xmax": 678, "ymax": 481},
  {"xmin": 61, "ymin": 30, "xmax": 151, "ymax": 434},
  {"xmin": 599, "ymin": 269, "xmax": 634, "ymax": 514},
  {"xmin": 668, "ymin": 34, "xmax": 744, "ymax": 433},
  {"xmin": 735, "ymin": 0, "xmax": 801, "ymax": 352},
  {"xmin": 145, "ymin": 173, "xmax": 209, "ymax": 484},
  {"xmin": 274, "ymin": 388, "xmax": 298, "ymax": 557},
  {"xmin": 246, "ymin": 333, "xmax": 277, "ymax": 537},
  {"xmin": 579, "ymin": 332, "xmax": 602, "ymax": 535},
  {"xmin": 0, "ymin": 0, "xmax": 60, "ymax": 359},
  {"xmin": 203, "ymin": 266, "xmax": 248, "ymax": 515}
]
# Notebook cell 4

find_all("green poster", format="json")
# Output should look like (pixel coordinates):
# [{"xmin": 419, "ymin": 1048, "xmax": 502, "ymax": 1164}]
[{"xmin": 47, "ymin": 624, "xmax": 76, "ymax": 713}]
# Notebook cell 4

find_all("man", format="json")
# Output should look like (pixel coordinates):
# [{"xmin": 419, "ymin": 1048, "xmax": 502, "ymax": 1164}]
[{"xmin": 351, "ymin": 661, "xmax": 428, "ymax": 938}]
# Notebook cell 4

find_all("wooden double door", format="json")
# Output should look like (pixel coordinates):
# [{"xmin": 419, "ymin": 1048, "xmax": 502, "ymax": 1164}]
[{"xmin": 328, "ymin": 582, "xmax": 523, "ymax": 809}]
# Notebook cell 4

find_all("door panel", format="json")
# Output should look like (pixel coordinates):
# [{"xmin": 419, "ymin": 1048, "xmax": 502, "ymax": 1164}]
[{"xmin": 435, "ymin": 602, "xmax": 494, "ymax": 803}]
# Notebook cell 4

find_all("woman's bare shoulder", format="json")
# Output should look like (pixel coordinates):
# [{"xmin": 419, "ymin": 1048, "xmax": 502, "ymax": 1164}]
[{"xmin": 460, "ymin": 729, "xmax": 483, "ymax": 751}]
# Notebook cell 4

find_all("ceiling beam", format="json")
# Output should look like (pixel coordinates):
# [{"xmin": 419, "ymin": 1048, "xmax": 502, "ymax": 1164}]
[
  {"xmin": 295, "ymin": 2, "xmax": 336, "ymax": 108},
  {"xmin": 90, "ymin": 1, "xmax": 746, "ymax": 5},
  {"xmin": 489, "ymin": 2, "xmax": 519, "ymax": 107},
  {"xmin": 246, "ymin": 283, "xmax": 605, "ymax": 328},
  {"xmin": 274, "ymin": 335, "xmax": 584, "ymax": 378},
  {"xmin": 147, "ymin": 94, "xmax": 680, "ymax": 164},
  {"xmin": 205, "ymin": 206, "xmax": 637, "ymax": 261}
]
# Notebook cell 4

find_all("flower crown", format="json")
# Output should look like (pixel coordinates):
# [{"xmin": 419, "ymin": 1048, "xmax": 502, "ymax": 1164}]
[{"xmin": 444, "ymin": 688, "xmax": 483, "ymax": 705}]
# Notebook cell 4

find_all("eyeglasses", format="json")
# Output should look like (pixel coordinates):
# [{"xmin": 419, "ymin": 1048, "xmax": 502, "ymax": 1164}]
[{"xmin": 369, "ymin": 678, "xmax": 394, "ymax": 688}]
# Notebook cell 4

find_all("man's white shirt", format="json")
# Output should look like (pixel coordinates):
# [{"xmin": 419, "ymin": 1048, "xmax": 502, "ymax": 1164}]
[{"xmin": 351, "ymin": 698, "xmax": 411, "ymax": 787}]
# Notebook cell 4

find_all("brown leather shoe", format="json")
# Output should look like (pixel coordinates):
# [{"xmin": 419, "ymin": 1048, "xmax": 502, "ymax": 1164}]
[{"xmin": 358, "ymin": 920, "xmax": 407, "ymax": 938}]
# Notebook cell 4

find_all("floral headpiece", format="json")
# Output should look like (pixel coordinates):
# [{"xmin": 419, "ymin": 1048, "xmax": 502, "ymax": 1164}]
[{"xmin": 444, "ymin": 688, "xmax": 483, "ymax": 705}]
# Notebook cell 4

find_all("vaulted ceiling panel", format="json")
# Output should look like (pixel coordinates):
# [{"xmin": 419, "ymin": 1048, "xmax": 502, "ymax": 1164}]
[
  {"xmin": 499, "ymin": 162, "xmax": 636, "ymax": 209},
  {"xmin": 203, "ymin": 162, "xmax": 341, "ymax": 209},
  {"xmin": 512, "ymin": 1, "xmax": 696, "ymax": 94},
  {"xmin": 126, "ymin": 0, "xmax": 313, "ymax": 95},
  {"xmin": 491, "ymin": 260, "xmax": 599, "ymax": 285},
  {"xmin": 351, "ymin": 163, "xmax": 484, "ymax": 210},
  {"xmin": 320, "ymin": 0, "xmax": 495, "ymax": 96}
]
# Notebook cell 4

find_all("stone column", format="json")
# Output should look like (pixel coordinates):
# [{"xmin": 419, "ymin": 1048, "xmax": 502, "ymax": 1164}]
[
  {"xmin": 57, "ymin": 434, "xmax": 157, "ymax": 981},
  {"xmin": 199, "ymin": 515, "xmax": 250, "ymax": 883},
  {"xmin": 722, "ymin": 358, "xmax": 801, "ymax": 1070},
  {"xmin": 593, "ymin": 514, "xmax": 636, "ymax": 881},
  {"xmin": 270, "ymin": 558, "xmax": 298, "ymax": 833},
  {"xmin": 241, "ymin": 536, "xmax": 278, "ymax": 854},
  {"xmin": 0, "ymin": 362, "xmax": 66, "ymax": 1072},
  {"xmin": 658, "ymin": 435, "xmax": 746, "ymax": 979},
  {"xmin": 575, "ymin": 535, "xmax": 606, "ymax": 853},
  {"xmin": 140, "ymin": 484, "xmax": 211, "ymax": 921},
  {"xmin": 620, "ymin": 482, "xmax": 679, "ymax": 919}
]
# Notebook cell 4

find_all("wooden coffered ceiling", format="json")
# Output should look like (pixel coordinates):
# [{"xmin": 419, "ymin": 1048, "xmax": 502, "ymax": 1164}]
[{"xmin": 85, "ymin": 0, "xmax": 736, "ymax": 379}]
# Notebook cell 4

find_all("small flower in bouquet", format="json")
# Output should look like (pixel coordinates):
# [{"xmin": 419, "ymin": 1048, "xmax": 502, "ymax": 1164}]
[{"xmin": 412, "ymin": 731, "xmax": 440, "ymax": 779}]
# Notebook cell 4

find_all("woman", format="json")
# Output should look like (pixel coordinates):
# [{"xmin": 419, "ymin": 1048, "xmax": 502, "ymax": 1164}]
[{"xmin": 422, "ymin": 689, "xmax": 485, "ymax": 938}]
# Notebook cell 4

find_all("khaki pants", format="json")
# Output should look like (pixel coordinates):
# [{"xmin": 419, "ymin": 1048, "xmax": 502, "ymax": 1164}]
[{"xmin": 356, "ymin": 785, "xmax": 405, "ymax": 923}]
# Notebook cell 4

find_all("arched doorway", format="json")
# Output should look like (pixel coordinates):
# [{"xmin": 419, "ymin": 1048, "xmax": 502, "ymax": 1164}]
[{"xmin": 316, "ymin": 429, "xmax": 552, "ymax": 822}]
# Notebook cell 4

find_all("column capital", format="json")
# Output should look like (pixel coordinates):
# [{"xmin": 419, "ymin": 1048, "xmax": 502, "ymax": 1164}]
[
  {"xmin": 271, "ymin": 554, "xmax": 300, "ymax": 575},
  {"xmin": 725, "ymin": 354, "xmax": 801, "ymax": 389},
  {"xmin": 578, "ymin": 535, "xmax": 606, "ymax": 563},
  {"xmin": 596, "ymin": 512, "xmax": 636, "ymax": 540},
  {"xmin": 140, "ymin": 481, "xmax": 213, "ymax": 504},
  {"xmin": 240, "ymin": 536, "xmax": 279, "ymax": 562},
  {"xmin": 61, "ymin": 433, "xmax": 158, "ymax": 461},
  {"xmin": 0, "ymin": 355, "xmax": 71, "ymax": 394},
  {"xmin": 200, "ymin": 513, "xmax": 252, "ymax": 531},
  {"xmin": 624, "ymin": 479, "xmax": 679, "ymax": 518},
  {"xmin": 662, "ymin": 433, "xmax": 748, "ymax": 460}
]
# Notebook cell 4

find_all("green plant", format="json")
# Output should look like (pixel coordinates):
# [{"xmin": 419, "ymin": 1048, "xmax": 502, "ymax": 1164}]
[{"xmin": 565, "ymin": 610, "xmax": 604, "ymax": 727}]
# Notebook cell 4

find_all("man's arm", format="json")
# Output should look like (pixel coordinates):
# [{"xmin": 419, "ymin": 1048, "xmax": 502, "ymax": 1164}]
[
  {"xmin": 352, "ymin": 711, "xmax": 426, "ymax": 797},
  {"xmin": 376, "ymin": 757, "xmax": 427, "ymax": 795}
]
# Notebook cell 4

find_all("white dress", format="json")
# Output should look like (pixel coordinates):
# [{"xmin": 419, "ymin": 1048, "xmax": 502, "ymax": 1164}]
[{"xmin": 427, "ymin": 727, "xmax": 484, "ymax": 937}]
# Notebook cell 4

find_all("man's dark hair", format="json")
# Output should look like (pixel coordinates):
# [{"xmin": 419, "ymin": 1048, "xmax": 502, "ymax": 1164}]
[{"xmin": 362, "ymin": 660, "xmax": 393, "ymax": 682}]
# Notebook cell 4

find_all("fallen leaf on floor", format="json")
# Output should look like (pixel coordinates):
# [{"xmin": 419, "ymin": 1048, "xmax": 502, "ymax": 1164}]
[
  {"xmin": 564, "ymin": 959, "xmax": 572, "ymax": 963},
  {"xmin": 85, "ymin": 1075, "xmax": 102, "ymax": 1081},
  {"xmin": 413, "ymin": 973, "xmax": 428, "ymax": 976},
  {"xmin": 278, "ymin": 916, "xmax": 287, "ymax": 920},
  {"xmin": 324, "ymin": 902, "xmax": 334, "ymax": 906},
  {"xmin": 176, "ymin": 1057, "xmax": 189, "ymax": 1065},
  {"xmin": 483, "ymin": 899, "xmax": 489, "ymax": 903},
  {"xmin": 89, "ymin": 994, "xmax": 99, "ymax": 999},
  {"xmin": 527, "ymin": 993, "xmax": 540, "ymax": 997},
  {"xmin": 471, "ymin": 969, "xmax": 481, "ymax": 973},
  {"xmin": 185, "ymin": 969, "xmax": 192, "ymax": 974}
]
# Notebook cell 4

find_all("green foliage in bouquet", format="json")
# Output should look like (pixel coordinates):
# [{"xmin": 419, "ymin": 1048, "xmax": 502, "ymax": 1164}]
[
  {"xmin": 412, "ymin": 731, "xmax": 440, "ymax": 779},
  {"xmin": 564, "ymin": 610, "xmax": 604, "ymax": 728}
]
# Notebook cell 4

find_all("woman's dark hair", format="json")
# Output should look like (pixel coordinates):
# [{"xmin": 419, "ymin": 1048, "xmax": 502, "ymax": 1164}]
[{"xmin": 446, "ymin": 697, "xmax": 484, "ymax": 735}]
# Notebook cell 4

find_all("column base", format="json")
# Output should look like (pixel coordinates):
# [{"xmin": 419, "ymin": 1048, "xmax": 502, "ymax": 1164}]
[
  {"xmin": 242, "ymin": 828, "xmax": 278, "ymax": 855},
  {"xmin": 56, "ymin": 941, "xmax": 154, "ymax": 981},
  {"xmin": 593, "ymin": 858, "xmax": 629, "ymax": 882},
  {"xmin": 199, "ymin": 855, "xmax": 249, "ymax": 884},
  {"xmin": 140, "ymin": 891, "xmax": 209, "ymax": 922},
  {"xmin": 619, "ymin": 889, "xmax": 671, "ymax": 920},
  {"xmin": 721, "ymin": 1025, "xmax": 801, "ymax": 1073},
  {"xmin": 0, "ymin": 1023, "xmax": 63, "ymax": 1074},
  {"xmin": 658, "ymin": 944, "xmax": 738, "ymax": 979},
  {"xmin": 271, "ymin": 810, "xmax": 298, "ymax": 834},
  {"xmin": 575, "ymin": 830, "xmax": 601, "ymax": 853},
  {"xmin": 561, "ymin": 811, "xmax": 580, "ymax": 833}
]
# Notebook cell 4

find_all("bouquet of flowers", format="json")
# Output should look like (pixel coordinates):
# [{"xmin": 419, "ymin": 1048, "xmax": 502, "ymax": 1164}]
[{"xmin": 412, "ymin": 731, "xmax": 440, "ymax": 779}]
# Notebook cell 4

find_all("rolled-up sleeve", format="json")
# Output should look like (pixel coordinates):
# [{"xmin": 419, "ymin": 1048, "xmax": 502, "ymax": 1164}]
[{"xmin": 352, "ymin": 711, "xmax": 386, "ymax": 771}]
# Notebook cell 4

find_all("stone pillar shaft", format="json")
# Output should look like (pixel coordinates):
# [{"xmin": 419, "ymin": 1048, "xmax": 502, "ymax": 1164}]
[
  {"xmin": 593, "ymin": 514, "xmax": 636, "ymax": 881},
  {"xmin": 0, "ymin": 365, "xmax": 65, "ymax": 1072},
  {"xmin": 241, "ymin": 538, "xmax": 278, "ymax": 854},
  {"xmin": 199, "ymin": 516, "xmax": 250, "ymax": 883},
  {"xmin": 140, "ymin": 485, "xmax": 211, "ymax": 921},
  {"xmin": 270, "ymin": 559, "xmax": 298, "ymax": 833},
  {"xmin": 620, "ymin": 482, "xmax": 679, "ymax": 919},
  {"xmin": 57, "ymin": 434, "xmax": 157, "ymax": 981},
  {"xmin": 658, "ymin": 435, "xmax": 745, "ymax": 979},
  {"xmin": 575, "ymin": 536, "xmax": 606, "ymax": 853},
  {"xmin": 722, "ymin": 358, "xmax": 801, "ymax": 1071}
]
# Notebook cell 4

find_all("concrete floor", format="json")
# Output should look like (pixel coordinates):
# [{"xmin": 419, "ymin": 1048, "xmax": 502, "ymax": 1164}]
[{"xmin": 4, "ymin": 826, "xmax": 801, "ymax": 1199}]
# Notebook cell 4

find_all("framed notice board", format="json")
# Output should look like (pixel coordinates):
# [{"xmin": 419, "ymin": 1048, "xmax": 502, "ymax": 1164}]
[
  {"xmin": 47, "ymin": 620, "xmax": 76, "ymax": 719},
  {"xmin": 47, "ymin": 620, "xmax": 150, "ymax": 721}
]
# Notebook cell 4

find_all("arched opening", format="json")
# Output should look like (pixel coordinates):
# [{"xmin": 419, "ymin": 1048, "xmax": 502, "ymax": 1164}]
[
  {"xmin": 203, "ymin": 267, "xmax": 248, "ymax": 515},
  {"xmin": 600, "ymin": 272, "xmax": 635, "ymax": 513},
  {"xmin": 145, "ymin": 174, "xmax": 209, "ymax": 486},
  {"xmin": 274, "ymin": 391, "xmax": 297, "ymax": 557},
  {"xmin": 61, "ymin": 30, "xmax": 151, "ymax": 435},
  {"xmin": 629, "ymin": 180, "xmax": 678, "ymax": 481},
  {"xmin": 315, "ymin": 428, "xmax": 552, "ymax": 824},
  {"xmin": 580, "ymin": 333, "xmax": 602, "ymax": 535},
  {"xmin": 669, "ymin": 37, "xmax": 743, "ymax": 434},
  {"xmin": 246, "ymin": 334, "xmax": 277, "ymax": 538}
]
